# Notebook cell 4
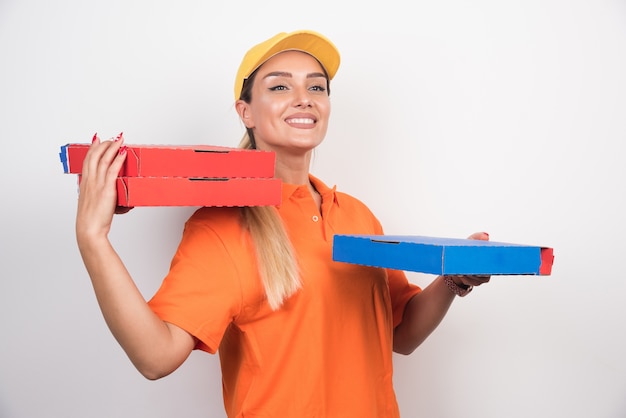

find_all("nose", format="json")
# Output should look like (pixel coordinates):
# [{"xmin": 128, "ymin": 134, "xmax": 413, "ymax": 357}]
[{"xmin": 293, "ymin": 87, "xmax": 312, "ymax": 108}]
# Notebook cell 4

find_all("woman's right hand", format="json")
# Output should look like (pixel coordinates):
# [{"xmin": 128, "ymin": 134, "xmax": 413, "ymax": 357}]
[
  {"xmin": 73, "ymin": 134, "xmax": 196, "ymax": 378},
  {"xmin": 76, "ymin": 133, "xmax": 128, "ymax": 242}
]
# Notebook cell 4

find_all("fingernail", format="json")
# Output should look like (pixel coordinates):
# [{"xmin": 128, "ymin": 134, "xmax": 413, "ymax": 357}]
[
  {"xmin": 483, "ymin": 232, "xmax": 490, "ymax": 238},
  {"xmin": 115, "ymin": 132, "xmax": 124, "ymax": 141},
  {"xmin": 119, "ymin": 145, "xmax": 127, "ymax": 155},
  {"xmin": 92, "ymin": 133, "xmax": 98, "ymax": 144}
]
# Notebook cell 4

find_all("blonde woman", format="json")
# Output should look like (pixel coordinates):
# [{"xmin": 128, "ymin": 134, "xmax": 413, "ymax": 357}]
[{"xmin": 75, "ymin": 30, "xmax": 490, "ymax": 417}]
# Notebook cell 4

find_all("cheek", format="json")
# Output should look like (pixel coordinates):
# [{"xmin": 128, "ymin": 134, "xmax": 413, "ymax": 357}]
[
  {"xmin": 253, "ymin": 97, "xmax": 285, "ymax": 126},
  {"xmin": 318, "ymin": 99, "xmax": 331, "ymax": 125},
  {"xmin": 324, "ymin": 100, "xmax": 331, "ymax": 118}
]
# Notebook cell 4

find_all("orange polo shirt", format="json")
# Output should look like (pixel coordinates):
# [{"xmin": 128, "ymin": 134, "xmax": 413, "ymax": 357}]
[{"xmin": 148, "ymin": 175, "xmax": 421, "ymax": 418}]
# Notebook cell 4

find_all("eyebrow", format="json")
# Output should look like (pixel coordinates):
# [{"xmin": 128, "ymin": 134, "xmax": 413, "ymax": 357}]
[{"xmin": 262, "ymin": 71, "xmax": 326, "ymax": 80}]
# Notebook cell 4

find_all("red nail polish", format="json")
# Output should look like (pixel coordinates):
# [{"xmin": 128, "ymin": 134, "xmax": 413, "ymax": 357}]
[
  {"xmin": 115, "ymin": 132, "xmax": 124, "ymax": 141},
  {"xmin": 92, "ymin": 133, "xmax": 98, "ymax": 143},
  {"xmin": 119, "ymin": 145, "xmax": 127, "ymax": 155}
]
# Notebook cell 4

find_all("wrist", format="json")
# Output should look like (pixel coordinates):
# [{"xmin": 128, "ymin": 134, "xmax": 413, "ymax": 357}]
[{"xmin": 443, "ymin": 276, "xmax": 473, "ymax": 297}]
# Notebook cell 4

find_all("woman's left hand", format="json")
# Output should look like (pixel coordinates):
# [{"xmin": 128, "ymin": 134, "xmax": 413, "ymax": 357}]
[{"xmin": 448, "ymin": 232, "xmax": 492, "ymax": 288}]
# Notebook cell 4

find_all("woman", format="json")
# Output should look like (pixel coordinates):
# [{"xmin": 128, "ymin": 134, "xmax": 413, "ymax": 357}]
[{"xmin": 76, "ymin": 30, "xmax": 490, "ymax": 417}]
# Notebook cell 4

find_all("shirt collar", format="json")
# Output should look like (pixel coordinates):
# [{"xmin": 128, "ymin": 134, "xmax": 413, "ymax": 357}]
[{"xmin": 279, "ymin": 174, "xmax": 339, "ymax": 207}]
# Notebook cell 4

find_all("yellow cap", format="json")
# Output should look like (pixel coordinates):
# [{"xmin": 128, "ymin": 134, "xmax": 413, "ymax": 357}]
[{"xmin": 234, "ymin": 30, "xmax": 341, "ymax": 100}]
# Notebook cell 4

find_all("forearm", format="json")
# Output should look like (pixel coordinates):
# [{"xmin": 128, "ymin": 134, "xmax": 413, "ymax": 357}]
[
  {"xmin": 393, "ymin": 275, "xmax": 455, "ymax": 355},
  {"xmin": 77, "ymin": 234, "xmax": 192, "ymax": 379}
]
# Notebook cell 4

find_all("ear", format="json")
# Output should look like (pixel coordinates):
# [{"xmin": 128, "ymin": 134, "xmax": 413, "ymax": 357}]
[{"xmin": 235, "ymin": 100, "xmax": 254, "ymax": 128}]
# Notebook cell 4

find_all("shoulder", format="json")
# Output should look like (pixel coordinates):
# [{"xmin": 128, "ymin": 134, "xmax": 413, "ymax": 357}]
[
  {"xmin": 179, "ymin": 207, "xmax": 248, "ymax": 250},
  {"xmin": 185, "ymin": 207, "xmax": 243, "ymax": 231},
  {"xmin": 311, "ymin": 174, "xmax": 377, "ymax": 217},
  {"xmin": 329, "ymin": 182, "xmax": 378, "ymax": 220},
  {"xmin": 335, "ymin": 190, "xmax": 374, "ymax": 213},
  {"xmin": 173, "ymin": 208, "xmax": 258, "ymax": 295},
  {"xmin": 333, "ymin": 190, "xmax": 385, "ymax": 235}
]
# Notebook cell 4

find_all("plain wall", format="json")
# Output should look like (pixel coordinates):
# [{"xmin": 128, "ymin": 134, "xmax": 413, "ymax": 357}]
[{"xmin": 1, "ymin": 0, "xmax": 625, "ymax": 417}]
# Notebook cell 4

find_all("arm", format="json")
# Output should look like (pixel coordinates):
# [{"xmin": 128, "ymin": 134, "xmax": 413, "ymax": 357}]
[
  {"xmin": 76, "ymin": 135, "xmax": 195, "ymax": 379},
  {"xmin": 393, "ymin": 232, "xmax": 490, "ymax": 355}
]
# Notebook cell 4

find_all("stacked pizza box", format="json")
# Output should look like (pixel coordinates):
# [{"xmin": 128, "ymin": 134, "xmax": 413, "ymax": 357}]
[{"xmin": 59, "ymin": 143, "xmax": 281, "ymax": 207}]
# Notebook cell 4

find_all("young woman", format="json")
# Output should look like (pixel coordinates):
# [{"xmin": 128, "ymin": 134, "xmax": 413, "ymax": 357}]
[{"xmin": 75, "ymin": 30, "xmax": 490, "ymax": 417}]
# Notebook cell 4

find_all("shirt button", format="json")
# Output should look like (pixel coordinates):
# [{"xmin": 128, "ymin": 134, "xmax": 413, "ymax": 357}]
[{"xmin": 312, "ymin": 215, "xmax": 319, "ymax": 222}]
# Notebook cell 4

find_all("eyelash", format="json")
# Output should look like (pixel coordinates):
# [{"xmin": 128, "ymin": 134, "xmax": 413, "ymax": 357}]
[{"xmin": 268, "ymin": 84, "xmax": 327, "ymax": 93}]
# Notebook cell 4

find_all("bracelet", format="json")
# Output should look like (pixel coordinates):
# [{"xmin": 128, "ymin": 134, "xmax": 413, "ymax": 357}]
[{"xmin": 444, "ymin": 276, "xmax": 473, "ymax": 297}]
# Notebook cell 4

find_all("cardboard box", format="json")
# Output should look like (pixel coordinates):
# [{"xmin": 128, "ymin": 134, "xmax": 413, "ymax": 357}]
[
  {"xmin": 60, "ymin": 143, "xmax": 276, "ymax": 178},
  {"xmin": 115, "ymin": 176, "xmax": 282, "ymax": 207},
  {"xmin": 332, "ymin": 234, "xmax": 554, "ymax": 276}
]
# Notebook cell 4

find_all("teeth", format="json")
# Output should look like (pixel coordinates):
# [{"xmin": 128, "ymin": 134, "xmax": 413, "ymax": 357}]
[{"xmin": 287, "ymin": 118, "xmax": 314, "ymax": 124}]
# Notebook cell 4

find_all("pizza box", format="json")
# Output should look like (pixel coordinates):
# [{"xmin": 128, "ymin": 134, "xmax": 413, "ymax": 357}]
[
  {"xmin": 59, "ymin": 143, "xmax": 276, "ymax": 178},
  {"xmin": 113, "ymin": 176, "xmax": 282, "ymax": 207},
  {"xmin": 332, "ymin": 234, "xmax": 554, "ymax": 276}
]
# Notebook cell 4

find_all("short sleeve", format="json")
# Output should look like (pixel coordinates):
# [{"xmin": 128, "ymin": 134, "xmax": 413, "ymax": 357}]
[{"xmin": 387, "ymin": 268, "xmax": 422, "ymax": 328}]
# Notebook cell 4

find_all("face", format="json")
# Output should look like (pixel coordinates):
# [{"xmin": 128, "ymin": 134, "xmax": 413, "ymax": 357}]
[{"xmin": 236, "ymin": 50, "xmax": 331, "ymax": 155}]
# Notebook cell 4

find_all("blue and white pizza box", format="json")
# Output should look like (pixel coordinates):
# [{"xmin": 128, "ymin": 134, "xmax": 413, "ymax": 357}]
[{"xmin": 332, "ymin": 234, "xmax": 554, "ymax": 276}]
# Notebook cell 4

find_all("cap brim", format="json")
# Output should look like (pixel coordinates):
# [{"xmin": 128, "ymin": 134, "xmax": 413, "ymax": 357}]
[{"xmin": 234, "ymin": 30, "xmax": 340, "ymax": 100}]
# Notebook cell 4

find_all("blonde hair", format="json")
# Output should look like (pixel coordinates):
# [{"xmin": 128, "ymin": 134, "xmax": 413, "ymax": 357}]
[{"xmin": 239, "ymin": 132, "xmax": 301, "ymax": 310}]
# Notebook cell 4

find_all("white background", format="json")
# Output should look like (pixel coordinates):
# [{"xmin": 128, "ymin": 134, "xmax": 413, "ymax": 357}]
[{"xmin": 1, "ymin": 1, "xmax": 625, "ymax": 417}]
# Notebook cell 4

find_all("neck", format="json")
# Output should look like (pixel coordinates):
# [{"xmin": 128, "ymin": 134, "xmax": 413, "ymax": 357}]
[
  {"xmin": 273, "ymin": 151, "xmax": 312, "ymax": 185},
  {"xmin": 274, "ymin": 152, "xmax": 321, "ymax": 210}
]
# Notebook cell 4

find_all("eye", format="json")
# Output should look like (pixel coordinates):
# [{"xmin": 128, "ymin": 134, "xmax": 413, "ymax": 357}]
[
  {"xmin": 268, "ymin": 84, "xmax": 288, "ymax": 91},
  {"xmin": 309, "ymin": 84, "xmax": 327, "ymax": 93}
]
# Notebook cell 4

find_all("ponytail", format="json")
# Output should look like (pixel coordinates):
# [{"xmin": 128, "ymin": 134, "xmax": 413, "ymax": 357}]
[{"xmin": 239, "ymin": 131, "xmax": 301, "ymax": 310}]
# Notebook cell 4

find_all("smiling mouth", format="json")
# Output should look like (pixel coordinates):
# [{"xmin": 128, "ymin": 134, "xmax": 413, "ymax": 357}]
[{"xmin": 286, "ymin": 118, "xmax": 315, "ymax": 124}]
